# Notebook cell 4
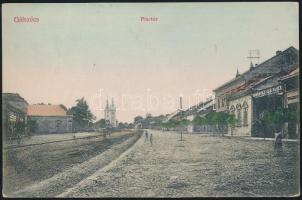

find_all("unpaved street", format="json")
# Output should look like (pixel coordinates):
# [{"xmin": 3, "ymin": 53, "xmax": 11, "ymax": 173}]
[{"xmin": 60, "ymin": 130, "xmax": 299, "ymax": 197}]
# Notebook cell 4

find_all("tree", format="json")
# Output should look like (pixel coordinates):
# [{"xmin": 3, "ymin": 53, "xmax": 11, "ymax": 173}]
[
  {"xmin": 134, "ymin": 116, "xmax": 144, "ymax": 123},
  {"xmin": 128, "ymin": 123, "xmax": 134, "ymax": 129},
  {"xmin": 68, "ymin": 97, "xmax": 95, "ymax": 132},
  {"xmin": 59, "ymin": 104, "xmax": 68, "ymax": 111},
  {"xmin": 261, "ymin": 107, "xmax": 299, "ymax": 136},
  {"xmin": 192, "ymin": 112, "xmax": 237, "ymax": 135},
  {"xmin": 118, "ymin": 122, "xmax": 127, "ymax": 129},
  {"xmin": 287, "ymin": 109, "xmax": 299, "ymax": 124},
  {"xmin": 193, "ymin": 115, "xmax": 207, "ymax": 126},
  {"xmin": 160, "ymin": 118, "xmax": 189, "ymax": 130},
  {"xmin": 161, "ymin": 120, "xmax": 174, "ymax": 129},
  {"xmin": 226, "ymin": 114, "xmax": 237, "ymax": 128},
  {"xmin": 94, "ymin": 118, "xmax": 106, "ymax": 128},
  {"xmin": 179, "ymin": 119, "xmax": 191, "ymax": 127},
  {"xmin": 15, "ymin": 121, "xmax": 26, "ymax": 136},
  {"xmin": 204, "ymin": 112, "xmax": 236, "ymax": 126}
]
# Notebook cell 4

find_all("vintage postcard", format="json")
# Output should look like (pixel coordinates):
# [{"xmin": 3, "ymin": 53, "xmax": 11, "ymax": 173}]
[{"xmin": 2, "ymin": 2, "xmax": 300, "ymax": 198}]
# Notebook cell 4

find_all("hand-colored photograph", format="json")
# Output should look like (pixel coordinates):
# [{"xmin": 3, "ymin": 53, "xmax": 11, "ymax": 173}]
[{"xmin": 2, "ymin": 2, "xmax": 299, "ymax": 197}]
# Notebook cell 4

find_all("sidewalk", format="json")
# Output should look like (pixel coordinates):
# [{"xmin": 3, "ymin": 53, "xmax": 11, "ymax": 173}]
[
  {"xmin": 3, "ymin": 132, "xmax": 109, "ymax": 149},
  {"xmin": 244, "ymin": 137, "xmax": 299, "ymax": 142},
  {"xmin": 224, "ymin": 135, "xmax": 299, "ymax": 143}
]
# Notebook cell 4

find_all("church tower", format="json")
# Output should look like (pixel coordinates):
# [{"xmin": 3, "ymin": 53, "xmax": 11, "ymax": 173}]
[
  {"xmin": 104, "ymin": 99, "xmax": 110, "ymax": 125},
  {"xmin": 110, "ymin": 98, "xmax": 117, "ymax": 127},
  {"xmin": 104, "ymin": 98, "xmax": 117, "ymax": 128}
]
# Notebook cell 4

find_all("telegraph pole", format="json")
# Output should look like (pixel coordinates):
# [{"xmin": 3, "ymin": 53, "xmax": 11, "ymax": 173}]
[
  {"xmin": 180, "ymin": 96, "xmax": 183, "ymax": 141},
  {"xmin": 247, "ymin": 49, "xmax": 260, "ymax": 65}
]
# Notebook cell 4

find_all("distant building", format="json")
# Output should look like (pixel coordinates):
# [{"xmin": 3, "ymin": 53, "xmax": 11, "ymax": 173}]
[
  {"xmin": 164, "ymin": 97, "xmax": 215, "ymax": 133},
  {"xmin": 2, "ymin": 93, "xmax": 28, "ymax": 139},
  {"xmin": 185, "ymin": 98, "xmax": 215, "ymax": 133},
  {"xmin": 104, "ymin": 98, "xmax": 117, "ymax": 128},
  {"xmin": 27, "ymin": 104, "xmax": 73, "ymax": 134},
  {"xmin": 165, "ymin": 96, "xmax": 214, "ymax": 122}
]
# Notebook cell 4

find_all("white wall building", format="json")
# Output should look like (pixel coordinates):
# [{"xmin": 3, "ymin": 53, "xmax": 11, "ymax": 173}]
[{"xmin": 227, "ymin": 95, "xmax": 253, "ymax": 136}]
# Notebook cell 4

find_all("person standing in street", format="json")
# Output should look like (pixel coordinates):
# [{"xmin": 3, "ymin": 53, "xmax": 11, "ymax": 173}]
[
  {"xmin": 275, "ymin": 132, "xmax": 282, "ymax": 148},
  {"xmin": 145, "ymin": 130, "xmax": 148, "ymax": 142},
  {"xmin": 17, "ymin": 134, "xmax": 21, "ymax": 144},
  {"xmin": 150, "ymin": 133, "xmax": 153, "ymax": 145}
]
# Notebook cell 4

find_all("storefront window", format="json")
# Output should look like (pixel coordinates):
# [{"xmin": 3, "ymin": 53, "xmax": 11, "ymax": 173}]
[
  {"xmin": 242, "ymin": 101, "xmax": 248, "ymax": 126},
  {"xmin": 218, "ymin": 99, "xmax": 220, "ymax": 109},
  {"xmin": 237, "ymin": 109, "xmax": 241, "ymax": 126},
  {"xmin": 243, "ymin": 109, "xmax": 248, "ymax": 126},
  {"xmin": 230, "ymin": 105, "xmax": 235, "ymax": 115},
  {"xmin": 236, "ymin": 103, "xmax": 242, "ymax": 126}
]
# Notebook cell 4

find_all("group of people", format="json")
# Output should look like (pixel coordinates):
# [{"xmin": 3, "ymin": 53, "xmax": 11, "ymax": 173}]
[{"xmin": 144, "ymin": 130, "xmax": 153, "ymax": 145}]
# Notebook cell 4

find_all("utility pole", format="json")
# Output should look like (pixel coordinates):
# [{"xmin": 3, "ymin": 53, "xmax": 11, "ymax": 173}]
[
  {"xmin": 180, "ymin": 96, "xmax": 183, "ymax": 141},
  {"xmin": 247, "ymin": 49, "xmax": 260, "ymax": 65}
]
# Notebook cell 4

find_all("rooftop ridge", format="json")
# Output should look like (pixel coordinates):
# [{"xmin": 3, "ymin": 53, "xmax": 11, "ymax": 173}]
[{"xmin": 213, "ymin": 46, "xmax": 298, "ymax": 92}]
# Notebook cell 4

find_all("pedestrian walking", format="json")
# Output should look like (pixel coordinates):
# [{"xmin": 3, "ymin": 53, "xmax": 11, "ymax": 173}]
[
  {"xmin": 145, "ymin": 131, "xmax": 148, "ymax": 141},
  {"xmin": 274, "ymin": 132, "xmax": 282, "ymax": 148},
  {"xmin": 17, "ymin": 134, "xmax": 21, "ymax": 144},
  {"xmin": 150, "ymin": 133, "xmax": 153, "ymax": 145},
  {"xmin": 104, "ymin": 130, "xmax": 107, "ymax": 138}
]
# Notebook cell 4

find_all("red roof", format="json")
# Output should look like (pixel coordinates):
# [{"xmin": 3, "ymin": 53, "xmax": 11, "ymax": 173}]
[{"xmin": 27, "ymin": 105, "xmax": 68, "ymax": 116}]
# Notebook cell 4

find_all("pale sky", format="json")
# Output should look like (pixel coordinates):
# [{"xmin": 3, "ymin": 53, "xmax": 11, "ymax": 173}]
[{"xmin": 2, "ymin": 3, "xmax": 299, "ymax": 122}]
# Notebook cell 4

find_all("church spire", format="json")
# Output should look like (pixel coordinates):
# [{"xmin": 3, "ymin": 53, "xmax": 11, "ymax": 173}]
[
  {"xmin": 111, "ymin": 98, "xmax": 114, "ymax": 107},
  {"xmin": 105, "ymin": 98, "xmax": 109, "ymax": 109},
  {"xmin": 236, "ymin": 68, "xmax": 240, "ymax": 77},
  {"xmin": 250, "ymin": 61, "xmax": 254, "ymax": 70}
]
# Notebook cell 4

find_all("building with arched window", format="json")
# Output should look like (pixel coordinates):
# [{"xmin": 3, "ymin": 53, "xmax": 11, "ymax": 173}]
[
  {"xmin": 213, "ymin": 46, "xmax": 299, "ymax": 137},
  {"xmin": 226, "ymin": 73, "xmax": 288, "ymax": 137},
  {"xmin": 242, "ymin": 102, "xmax": 248, "ymax": 126},
  {"xmin": 228, "ymin": 94, "xmax": 252, "ymax": 136}
]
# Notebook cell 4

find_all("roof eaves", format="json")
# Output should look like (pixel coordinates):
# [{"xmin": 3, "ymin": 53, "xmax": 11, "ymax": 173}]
[
  {"xmin": 28, "ymin": 115, "xmax": 70, "ymax": 117},
  {"xmin": 213, "ymin": 46, "xmax": 298, "ymax": 93}
]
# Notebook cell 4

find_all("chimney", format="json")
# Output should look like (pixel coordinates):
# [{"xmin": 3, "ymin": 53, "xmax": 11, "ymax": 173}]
[
  {"xmin": 179, "ymin": 96, "xmax": 183, "ymax": 110},
  {"xmin": 276, "ymin": 50, "xmax": 282, "ymax": 55}
]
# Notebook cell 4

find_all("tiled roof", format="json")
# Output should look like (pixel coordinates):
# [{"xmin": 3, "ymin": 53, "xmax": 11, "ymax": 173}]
[
  {"xmin": 27, "ymin": 105, "xmax": 68, "ymax": 116},
  {"xmin": 281, "ymin": 67, "xmax": 299, "ymax": 80},
  {"xmin": 213, "ymin": 46, "xmax": 298, "ymax": 92}
]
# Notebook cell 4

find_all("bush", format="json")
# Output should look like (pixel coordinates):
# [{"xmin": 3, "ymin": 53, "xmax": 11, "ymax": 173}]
[{"xmin": 261, "ymin": 107, "xmax": 299, "ymax": 133}]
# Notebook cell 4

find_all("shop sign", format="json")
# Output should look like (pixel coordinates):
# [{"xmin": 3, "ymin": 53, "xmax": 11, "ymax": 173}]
[{"xmin": 252, "ymin": 85, "xmax": 282, "ymax": 98}]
